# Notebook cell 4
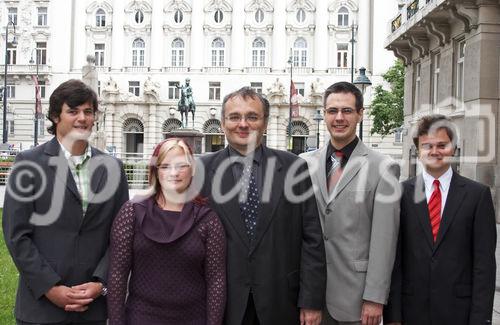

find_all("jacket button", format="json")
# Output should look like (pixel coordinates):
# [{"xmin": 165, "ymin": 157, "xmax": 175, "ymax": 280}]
[
  {"xmin": 325, "ymin": 208, "xmax": 331, "ymax": 214},
  {"xmin": 323, "ymin": 235, "xmax": 328, "ymax": 241}
]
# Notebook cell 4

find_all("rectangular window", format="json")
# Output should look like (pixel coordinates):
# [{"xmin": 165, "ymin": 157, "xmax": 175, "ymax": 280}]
[
  {"xmin": 8, "ymin": 8, "xmax": 17, "ymax": 25},
  {"xmin": 295, "ymin": 82, "xmax": 305, "ymax": 97},
  {"xmin": 431, "ymin": 52, "xmax": 440, "ymax": 108},
  {"xmin": 456, "ymin": 40, "xmax": 465, "ymax": 109},
  {"xmin": 37, "ymin": 7, "xmax": 48, "ymax": 26},
  {"xmin": 209, "ymin": 82, "xmax": 221, "ymax": 100},
  {"xmin": 252, "ymin": 49, "xmax": 265, "ymax": 67},
  {"xmin": 8, "ymin": 120, "xmax": 14, "ymax": 135},
  {"xmin": 94, "ymin": 44, "xmax": 105, "ymax": 66},
  {"xmin": 168, "ymin": 81, "xmax": 180, "ymax": 99},
  {"xmin": 37, "ymin": 118, "xmax": 44, "ymax": 136},
  {"xmin": 97, "ymin": 80, "xmax": 101, "ymax": 96},
  {"xmin": 39, "ymin": 80, "xmax": 46, "ymax": 98},
  {"xmin": 129, "ymin": 81, "xmax": 140, "ymax": 97},
  {"xmin": 7, "ymin": 44, "xmax": 16, "ymax": 64},
  {"xmin": 337, "ymin": 44, "xmax": 348, "ymax": 68},
  {"xmin": 171, "ymin": 49, "xmax": 185, "ymax": 67},
  {"xmin": 394, "ymin": 128, "xmax": 403, "ymax": 143},
  {"xmin": 6, "ymin": 85, "xmax": 15, "ymax": 98},
  {"xmin": 250, "ymin": 82, "xmax": 263, "ymax": 94},
  {"xmin": 413, "ymin": 63, "xmax": 421, "ymax": 112},
  {"xmin": 36, "ymin": 42, "xmax": 47, "ymax": 64}
]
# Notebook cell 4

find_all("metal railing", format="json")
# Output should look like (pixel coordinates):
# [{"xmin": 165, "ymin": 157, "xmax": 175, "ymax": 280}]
[
  {"xmin": 407, "ymin": 0, "xmax": 419, "ymax": 20},
  {"xmin": 391, "ymin": 14, "xmax": 402, "ymax": 32}
]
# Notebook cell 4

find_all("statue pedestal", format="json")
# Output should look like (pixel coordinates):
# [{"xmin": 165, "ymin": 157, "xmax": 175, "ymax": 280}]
[{"xmin": 165, "ymin": 128, "xmax": 204, "ymax": 154}]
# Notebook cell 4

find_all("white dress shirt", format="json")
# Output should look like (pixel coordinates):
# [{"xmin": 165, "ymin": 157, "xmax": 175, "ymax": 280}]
[{"xmin": 422, "ymin": 166, "xmax": 452, "ymax": 217}]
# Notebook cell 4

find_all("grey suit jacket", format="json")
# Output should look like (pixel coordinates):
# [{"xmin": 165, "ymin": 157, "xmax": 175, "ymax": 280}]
[
  {"xmin": 301, "ymin": 140, "xmax": 401, "ymax": 321},
  {"xmin": 2, "ymin": 137, "xmax": 129, "ymax": 323}
]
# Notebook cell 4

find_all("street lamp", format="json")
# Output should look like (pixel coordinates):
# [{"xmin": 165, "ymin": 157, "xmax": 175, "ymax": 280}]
[
  {"xmin": 29, "ymin": 48, "xmax": 40, "ymax": 147},
  {"xmin": 350, "ymin": 23, "xmax": 358, "ymax": 83},
  {"xmin": 287, "ymin": 49, "xmax": 293, "ymax": 151},
  {"xmin": 312, "ymin": 108, "xmax": 323, "ymax": 149},
  {"xmin": 353, "ymin": 67, "xmax": 372, "ymax": 141},
  {"xmin": 3, "ymin": 20, "xmax": 17, "ymax": 144}
]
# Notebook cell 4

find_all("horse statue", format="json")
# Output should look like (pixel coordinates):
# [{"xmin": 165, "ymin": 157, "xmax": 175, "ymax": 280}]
[{"xmin": 177, "ymin": 78, "xmax": 196, "ymax": 128}]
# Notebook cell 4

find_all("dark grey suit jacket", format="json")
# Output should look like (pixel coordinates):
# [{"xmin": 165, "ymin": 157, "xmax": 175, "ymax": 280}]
[
  {"xmin": 384, "ymin": 172, "xmax": 496, "ymax": 325},
  {"xmin": 200, "ymin": 146, "xmax": 326, "ymax": 325},
  {"xmin": 2, "ymin": 137, "xmax": 129, "ymax": 323}
]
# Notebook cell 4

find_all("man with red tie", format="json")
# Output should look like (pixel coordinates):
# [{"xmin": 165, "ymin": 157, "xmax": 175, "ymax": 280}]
[{"xmin": 384, "ymin": 114, "xmax": 497, "ymax": 325}]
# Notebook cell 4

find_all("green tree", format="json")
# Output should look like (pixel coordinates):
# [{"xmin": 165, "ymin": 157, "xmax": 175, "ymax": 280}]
[{"xmin": 369, "ymin": 60, "xmax": 404, "ymax": 136}]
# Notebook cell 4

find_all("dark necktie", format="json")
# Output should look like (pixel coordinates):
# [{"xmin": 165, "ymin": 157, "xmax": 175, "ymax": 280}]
[
  {"xmin": 327, "ymin": 151, "xmax": 344, "ymax": 192},
  {"xmin": 428, "ymin": 179, "xmax": 442, "ymax": 242},
  {"xmin": 239, "ymin": 162, "xmax": 259, "ymax": 241}
]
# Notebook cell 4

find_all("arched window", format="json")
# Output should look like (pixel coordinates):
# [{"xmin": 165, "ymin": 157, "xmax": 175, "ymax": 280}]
[
  {"xmin": 203, "ymin": 119, "xmax": 225, "ymax": 152},
  {"xmin": 255, "ymin": 9, "xmax": 264, "ymax": 23},
  {"xmin": 162, "ymin": 118, "xmax": 182, "ymax": 134},
  {"xmin": 214, "ymin": 9, "xmax": 223, "ymax": 23},
  {"xmin": 290, "ymin": 121, "xmax": 309, "ymax": 155},
  {"xmin": 293, "ymin": 38, "xmax": 307, "ymax": 67},
  {"xmin": 123, "ymin": 118, "xmax": 144, "ymax": 157},
  {"xmin": 132, "ymin": 38, "xmax": 145, "ymax": 66},
  {"xmin": 296, "ymin": 8, "xmax": 306, "ymax": 23},
  {"xmin": 338, "ymin": 7, "xmax": 349, "ymax": 27},
  {"xmin": 211, "ymin": 38, "xmax": 225, "ymax": 67},
  {"xmin": 171, "ymin": 38, "xmax": 185, "ymax": 67},
  {"xmin": 135, "ymin": 9, "xmax": 144, "ymax": 23},
  {"xmin": 252, "ymin": 38, "xmax": 266, "ymax": 67},
  {"xmin": 174, "ymin": 9, "xmax": 183, "ymax": 23},
  {"xmin": 95, "ymin": 8, "xmax": 106, "ymax": 27}
]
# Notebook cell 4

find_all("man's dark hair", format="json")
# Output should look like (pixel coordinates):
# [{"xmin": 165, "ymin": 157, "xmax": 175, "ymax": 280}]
[
  {"xmin": 221, "ymin": 87, "xmax": 270, "ymax": 121},
  {"xmin": 413, "ymin": 114, "xmax": 457, "ymax": 148},
  {"xmin": 47, "ymin": 79, "xmax": 98, "ymax": 135},
  {"xmin": 323, "ymin": 81, "xmax": 363, "ymax": 111}
]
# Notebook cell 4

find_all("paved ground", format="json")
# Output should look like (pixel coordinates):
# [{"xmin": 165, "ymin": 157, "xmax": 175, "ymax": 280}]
[{"xmin": 0, "ymin": 187, "xmax": 499, "ymax": 322}]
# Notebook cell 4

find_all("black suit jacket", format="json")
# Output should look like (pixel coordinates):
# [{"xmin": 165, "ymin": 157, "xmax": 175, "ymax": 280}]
[
  {"xmin": 200, "ymin": 146, "xmax": 326, "ymax": 325},
  {"xmin": 2, "ymin": 137, "xmax": 129, "ymax": 323},
  {"xmin": 384, "ymin": 172, "xmax": 496, "ymax": 325}
]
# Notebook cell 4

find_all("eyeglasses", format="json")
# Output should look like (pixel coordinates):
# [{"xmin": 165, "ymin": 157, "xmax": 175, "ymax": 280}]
[
  {"xmin": 157, "ymin": 163, "xmax": 191, "ymax": 172},
  {"xmin": 325, "ymin": 108, "xmax": 355, "ymax": 115},
  {"xmin": 419, "ymin": 143, "xmax": 452, "ymax": 151},
  {"xmin": 225, "ymin": 114, "xmax": 263, "ymax": 124}
]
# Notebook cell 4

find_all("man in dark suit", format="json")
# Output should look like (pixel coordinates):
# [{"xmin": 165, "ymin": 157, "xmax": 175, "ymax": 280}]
[
  {"xmin": 383, "ymin": 114, "xmax": 496, "ymax": 325},
  {"xmin": 3, "ymin": 79, "xmax": 129, "ymax": 324},
  {"xmin": 200, "ymin": 87, "xmax": 326, "ymax": 325}
]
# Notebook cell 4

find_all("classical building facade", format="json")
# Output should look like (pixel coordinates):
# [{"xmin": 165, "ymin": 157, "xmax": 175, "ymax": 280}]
[
  {"xmin": 1, "ymin": 0, "xmax": 401, "ymax": 159},
  {"xmin": 386, "ymin": 0, "xmax": 500, "ymax": 216}
]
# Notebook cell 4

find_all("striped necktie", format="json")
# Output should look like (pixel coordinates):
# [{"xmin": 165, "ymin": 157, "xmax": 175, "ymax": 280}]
[
  {"xmin": 428, "ymin": 179, "xmax": 442, "ymax": 242},
  {"xmin": 327, "ymin": 151, "xmax": 344, "ymax": 192}
]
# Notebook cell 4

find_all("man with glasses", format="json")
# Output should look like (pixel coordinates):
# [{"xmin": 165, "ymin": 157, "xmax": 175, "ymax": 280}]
[
  {"xmin": 383, "ymin": 115, "xmax": 496, "ymax": 325},
  {"xmin": 200, "ymin": 87, "xmax": 326, "ymax": 325},
  {"xmin": 301, "ymin": 82, "xmax": 400, "ymax": 325}
]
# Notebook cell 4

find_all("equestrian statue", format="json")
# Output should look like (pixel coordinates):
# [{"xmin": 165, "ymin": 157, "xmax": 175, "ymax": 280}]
[{"xmin": 177, "ymin": 78, "xmax": 196, "ymax": 128}]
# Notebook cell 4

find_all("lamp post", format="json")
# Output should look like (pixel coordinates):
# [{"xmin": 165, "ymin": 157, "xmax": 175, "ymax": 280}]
[
  {"xmin": 350, "ymin": 23, "xmax": 358, "ymax": 83},
  {"xmin": 312, "ymin": 108, "xmax": 323, "ymax": 149},
  {"xmin": 29, "ymin": 48, "xmax": 40, "ymax": 147},
  {"xmin": 3, "ymin": 20, "xmax": 17, "ymax": 144},
  {"xmin": 287, "ymin": 49, "xmax": 293, "ymax": 151},
  {"xmin": 353, "ymin": 67, "xmax": 372, "ymax": 141}
]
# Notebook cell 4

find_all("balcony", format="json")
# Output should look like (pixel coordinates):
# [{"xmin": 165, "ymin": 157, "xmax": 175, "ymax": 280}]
[
  {"xmin": 286, "ymin": 67, "xmax": 313, "ymax": 74},
  {"xmin": 327, "ymin": 67, "xmax": 353, "ymax": 75},
  {"xmin": 95, "ymin": 66, "xmax": 110, "ymax": 73},
  {"xmin": 123, "ymin": 66, "xmax": 150, "ymax": 73},
  {"xmin": 244, "ymin": 67, "xmax": 271, "ymax": 73},
  {"xmin": 407, "ymin": 0, "xmax": 419, "ymax": 20},
  {"xmin": 203, "ymin": 66, "xmax": 230, "ymax": 73},
  {"xmin": 162, "ymin": 66, "xmax": 190, "ymax": 73},
  {"xmin": 0, "ymin": 64, "xmax": 52, "ymax": 76}
]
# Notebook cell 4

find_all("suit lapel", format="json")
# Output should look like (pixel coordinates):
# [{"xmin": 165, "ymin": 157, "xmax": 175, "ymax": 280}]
[
  {"xmin": 44, "ymin": 137, "xmax": 81, "ymax": 202},
  {"xmin": 251, "ymin": 147, "xmax": 284, "ymax": 254},
  {"xmin": 83, "ymin": 150, "xmax": 107, "ymax": 220},
  {"xmin": 316, "ymin": 145, "xmax": 330, "ymax": 205},
  {"xmin": 210, "ymin": 148, "xmax": 250, "ymax": 249},
  {"xmin": 433, "ymin": 172, "xmax": 466, "ymax": 253},
  {"xmin": 331, "ymin": 141, "xmax": 368, "ymax": 201},
  {"xmin": 410, "ymin": 176, "xmax": 434, "ymax": 251}
]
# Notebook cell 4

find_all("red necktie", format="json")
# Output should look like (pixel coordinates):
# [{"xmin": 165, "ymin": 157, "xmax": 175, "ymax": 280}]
[
  {"xmin": 428, "ymin": 179, "xmax": 442, "ymax": 242},
  {"xmin": 327, "ymin": 151, "xmax": 344, "ymax": 192}
]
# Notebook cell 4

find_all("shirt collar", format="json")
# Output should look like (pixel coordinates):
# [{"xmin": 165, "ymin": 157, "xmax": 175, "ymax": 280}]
[
  {"xmin": 327, "ymin": 136, "xmax": 359, "ymax": 160},
  {"xmin": 59, "ymin": 141, "xmax": 92, "ymax": 165},
  {"xmin": 422, "ymin": 166, "xmax": 453, "ymax": 192},
  {"xmin": 228, "ymin": 144, "xmax": 263, "ymax": 166}
]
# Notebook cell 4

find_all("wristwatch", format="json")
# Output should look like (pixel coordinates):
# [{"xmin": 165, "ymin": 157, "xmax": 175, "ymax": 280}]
[{"xmin": 100, "ymin": 285, "xmax": 108, "ymax": 296}]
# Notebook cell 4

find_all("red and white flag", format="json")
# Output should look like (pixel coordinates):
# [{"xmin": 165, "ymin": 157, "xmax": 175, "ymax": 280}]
[
  {"xmin": 290, "ymin": 80, "xmax": 299, "ymax": 118},
  {"xmin": 32, "ymin": 75, "xmax": 42, "ymax": 117}
]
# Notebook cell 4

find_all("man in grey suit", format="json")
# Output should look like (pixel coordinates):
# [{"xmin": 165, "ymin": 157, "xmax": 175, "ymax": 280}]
[
  {"xmin": 301, "ymin": 82, "xmax": 401, "ymax": 325},
  {"xmin": 3, "ymin": 79, "xmax": 129, "ymax": 324}
]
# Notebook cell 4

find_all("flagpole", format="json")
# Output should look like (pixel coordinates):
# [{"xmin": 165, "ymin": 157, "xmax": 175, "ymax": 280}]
[
  {"xmin": 31, "ymin": 48, "xmax": 39, "ymax": 147},
  {"xmin": 287, "ymin": 49, "xmax": 293, "ymax": 152}
]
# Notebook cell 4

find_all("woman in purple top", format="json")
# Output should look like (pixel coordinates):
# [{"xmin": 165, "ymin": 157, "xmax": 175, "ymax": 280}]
[{"xmin": 107, "ymin": 138, "xmax": 226, "ymax": 325}]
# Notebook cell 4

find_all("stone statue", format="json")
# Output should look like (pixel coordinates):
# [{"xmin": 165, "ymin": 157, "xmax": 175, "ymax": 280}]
[
  {"xmin": 310, "ymin": 77, "xmax": 323, "ymax": 94},
  {"xmin": 268, "ymin": 77, "xmax": 285, "ymax": 95},
  {"xmin": 176, "ymin": 78, "xmax": 196, "ymax": 128},
  {"xmin": 103, "ymin": 77, "xmax": 119, "ymax": 93},
  {"xmin": 82, "ymin": 55, "xmax": 98, "ymax": 94},
  {"xmin": 144, "ymin": 76, "xmax": 160, "ymax": 94}
]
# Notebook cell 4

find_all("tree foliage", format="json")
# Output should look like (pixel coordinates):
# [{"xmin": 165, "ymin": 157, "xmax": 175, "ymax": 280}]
[{"xmin": 369, "ymin": 60, "xmax": 404, "ymax": 136}]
